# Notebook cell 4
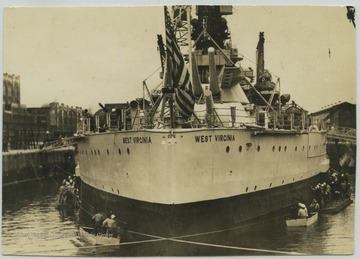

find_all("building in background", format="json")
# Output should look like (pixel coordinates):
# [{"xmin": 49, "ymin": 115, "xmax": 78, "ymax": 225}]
[
  {"xmin": 3, "ymin": 73, "xmax": 83, "ymax": 150},
  {"xmin": 27, "ymin": 102, "xmax": 83, "ymax": 143},
  {"xmin": 2, "ymin": 73, "xmax": 35, "ymax": 150},
  {"xmin": 310, "ymin": 101, "xmax": 356, "ymax": 129}
]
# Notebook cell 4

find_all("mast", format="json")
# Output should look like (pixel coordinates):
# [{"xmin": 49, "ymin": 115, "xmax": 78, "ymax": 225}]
[{"xmin": 256, "ymin": 32, "xmax": 265, "ymax": 82}]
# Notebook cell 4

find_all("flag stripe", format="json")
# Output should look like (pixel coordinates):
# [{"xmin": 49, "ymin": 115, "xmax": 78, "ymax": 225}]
[{"xmin": 164, "ymin": 6, "xmax": 195, "ymax": 119}]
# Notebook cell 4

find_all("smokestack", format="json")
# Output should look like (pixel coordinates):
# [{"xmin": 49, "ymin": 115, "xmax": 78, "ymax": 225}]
[
  {"xmin": 191, "ymin": 51, "xmax": 204, "ymax": 97},
  {"xmin": 208, "ymin": 48, "xmax": 220, "ymax": 96}
]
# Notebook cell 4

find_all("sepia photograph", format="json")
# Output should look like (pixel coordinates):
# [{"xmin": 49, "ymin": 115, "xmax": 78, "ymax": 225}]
[{"xmin": 1, "ymin": 0, "xmax": 357, "ymax": 256}]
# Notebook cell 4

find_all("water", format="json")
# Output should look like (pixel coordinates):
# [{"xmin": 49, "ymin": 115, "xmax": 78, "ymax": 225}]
[{"xmin": 2, "ymin": 177, "xmax": 355, "ymax": 256}]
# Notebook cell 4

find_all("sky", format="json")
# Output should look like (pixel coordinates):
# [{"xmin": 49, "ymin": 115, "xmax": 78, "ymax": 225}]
[{"xmin": 2, "ymin": 1, "xmax": 357, "ymax": 114}]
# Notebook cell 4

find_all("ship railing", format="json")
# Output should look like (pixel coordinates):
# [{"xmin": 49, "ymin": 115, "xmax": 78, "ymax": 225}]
[
  {"xmin": 192, "ymin": 107, "xmax": 258, "ymax": 128},
  {"xmin": 326, "ymin": 126, "xmax": 356, "ymax": 143}
]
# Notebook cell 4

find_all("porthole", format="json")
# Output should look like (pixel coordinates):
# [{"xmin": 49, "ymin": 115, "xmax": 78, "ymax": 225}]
[
  {"xmin": 254, "ymin": 185, "xmax": 257, "ymax": 190},
  {"xmin": 295, "ymin": 146, "xmax": 298, "ymax": 151},
  {"xmin": 94, "ymin": 150, "xmax": 96, "ymax": 155},
  {"xmin": 282, "ymin": 180, "xmax": 284, "ymax": 184},
  {"xmin": 272, "ymin": 146, "xmax": 275, "ymax": 152},
  {"xmin": 111, "ymin": 188, "xmax": 114, "ymax": 192},
  {"xmin": 284, "ymin": 146, "xmax": 287, "ymax": 152},
  {"xmin": 91, "ymin": 150, "xmax": 93, "ymax": 155},
  {"xmin": 245, "ymin": 187, "xmax": 249, "ymax": 192},
  {"xmin": 257, "ymin": 146, "xmax": 260, "ymax": 152},
  {"xmin": 127, "ymin": 148, "xmax": 130, "ymax": 155},
  {"xmin": 98, "ymin": 149, "xmax": 100, "ymax": 155},
  {"xmin": 239, "ymin": 146, "xmax": 242, "ymax": 152},
  {"xmin": 107, "ymin": 149, "xmax": 110, "ymax": 155},
  {"xmin": 118, "ymin": 148, "xmax": 121, "ymax": 155},
  {"xmin": 309, "ymin": 145, "xmax": 311, "ymax": 150},
  {"xmin": 102, "ymin": 185, "xmax": 104, "ymax": 189},
  {"xmin": 278, "ymin": 146, "xmax": 281, "ymax": 152},
  {"xmin": 117, "ymin": 189, "xmax": 120, "ymax": 194},
  {"xmin": 293, "ymin": 177, "xmax": 295, "ymax": 181},
  {"xmin": 269, "ymin": 183, "xmax": 272, "ymax": 187},
  {"xmin": 226, "ymin": 146, "xmax": 230, "ymax": 153},
  {"xmin": 302, "ymin": 146, "xmax": 305, "ymax": 151}
]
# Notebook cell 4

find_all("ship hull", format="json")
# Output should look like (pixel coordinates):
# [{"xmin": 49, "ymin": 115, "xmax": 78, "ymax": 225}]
[
  {"xmin": 77, "ymin": 128, "xmax": 329, "ymax": 238},
  {"xmin": 80, "ymin": 172, "xmax": 324, "ymax": 239}
]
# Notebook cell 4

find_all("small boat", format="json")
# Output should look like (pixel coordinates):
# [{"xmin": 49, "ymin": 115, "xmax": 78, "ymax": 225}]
[
  {"xmin": 319, "ymin": 198, "xmax": 353, "ymax": 214},
  {"xmin": 78, "ymin": 226, "xmax": 120, "ymax": 246},
  {"xmin": 286, "ymin": 212, "xmax": 318, "ymax": 227}
]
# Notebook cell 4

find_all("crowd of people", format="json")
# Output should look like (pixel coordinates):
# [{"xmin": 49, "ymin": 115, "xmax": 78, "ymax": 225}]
[
  {"xmin": 291, "ymin": 168, "xmax": 352, "ymax": 219},
  {"xmin": 58, "ymin": 175, "xmax": 80, "ymax": 206},
  {"xmin": 58, "ymin": 175, "xmax": 120, "ymax": 238},
  {"xmin": 310, "ymin": 169, "xmax": 351, "ymax": 211}
]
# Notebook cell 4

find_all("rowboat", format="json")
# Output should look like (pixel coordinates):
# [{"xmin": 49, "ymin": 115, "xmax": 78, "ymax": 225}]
[
  {"xmin": 319, "ymin": 198, "xmax": 353, "ymax": 214},
  {"xmin": 78, "ymin": 226, "xmax": 120, "ymax": 246},
  {"xmin": 286, "ymin": 212, "xmax": 318, "ymax": 227}
]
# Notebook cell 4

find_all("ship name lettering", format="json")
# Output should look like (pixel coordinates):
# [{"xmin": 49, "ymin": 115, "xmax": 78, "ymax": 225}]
[
  {"xmin": 195, "ymin": 135, "xmax": 212, "ymax": 143},
  {"xmin": 123, "ymin": 137, "xmax": 132, "ymax": 144},
  {"xmin": 133, "ymin": 137, "xmax": 152, "ymax": 144},
  {"xmin": 215, "ymin": 135, "xmax": 235, "ymax": 142}
]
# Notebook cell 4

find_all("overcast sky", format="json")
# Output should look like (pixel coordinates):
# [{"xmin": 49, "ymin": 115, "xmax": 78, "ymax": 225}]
[{"xmin": 3, "ymin": 3, "xmax": 357, "ymax": 113}]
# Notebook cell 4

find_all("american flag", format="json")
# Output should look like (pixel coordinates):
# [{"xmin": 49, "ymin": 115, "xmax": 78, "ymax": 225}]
[{"xmin": 164, "ymin": 6, "xmax": 195, "ymax": 119}]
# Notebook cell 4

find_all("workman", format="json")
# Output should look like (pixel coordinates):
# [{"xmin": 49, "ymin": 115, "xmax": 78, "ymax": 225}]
[
  {"xmin": 103, "ymin": 214, "xmax": 118, "ymax": 237},
  {"xmin": 297, "ymin": 203, "xmax": 308, "ymax": 218},
  {"xmin": 58, "ymin": 181, "xmax": 67, "ymax": 205},
  {"xmin": 92, "ymin": 212, "xmax": 105, "ymax": 235},
  {"xmin": 310, "ymin": 199, "xmax": 320, "ymax": 212}
]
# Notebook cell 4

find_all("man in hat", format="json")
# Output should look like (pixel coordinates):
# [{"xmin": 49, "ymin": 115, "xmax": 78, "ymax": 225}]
[
  {"xmin": 297, "ymin": 203, "xmax": 308, "ymax": 218},
  {"xmin": 103, "ymin": 214, "xmax": 118, "ymax": 237}
]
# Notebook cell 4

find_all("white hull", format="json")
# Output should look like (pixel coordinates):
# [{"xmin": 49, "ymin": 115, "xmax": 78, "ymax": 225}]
[{"xmin": 77, "ymin": 128, "xmax": 329, "ymax": 205}]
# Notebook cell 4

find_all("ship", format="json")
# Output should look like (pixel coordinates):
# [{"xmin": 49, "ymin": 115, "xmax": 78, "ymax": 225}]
[{"xmin": 76, "ymin": 6, "xmax": 329, "ymax": 238}]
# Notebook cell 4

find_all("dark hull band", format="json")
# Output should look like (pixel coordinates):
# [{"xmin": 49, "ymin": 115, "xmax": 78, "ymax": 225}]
[{"xmin": 80, "ymin": 173, "xmax": 324, "ymax": 239}]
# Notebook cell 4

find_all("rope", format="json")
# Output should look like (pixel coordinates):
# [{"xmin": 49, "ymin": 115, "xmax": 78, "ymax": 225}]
[
  {"xmin": 15, "ymin": 237, "xmax": 166, "ymax": 255},
  {"xmin": 168, "ymin": 238, "xmax": 306, "ymax": 255},
  {"xmin": 45, "ymin": 170, "xmax": 60, "ymax": 187},
  {"xmin": 173, "ymin": 214, "xmax": 287, "ymax": 240},
  {"xmin": 55, "ymin": 165, "xmax": 73, "ymax": 176},
  {"xmin": 81, "ymin": 198, "xmax": 95, "ymax": 209},
  {"xmin": 15, "ymin": 230, "xmax": 303, "ymax": 256},
  {"xmin": 14, "ymin": 204, "xmax": 302, "ymax": 256},
  {"xmin": 143, "ymin": 66, "xmax": 162, "ymax": 81},
  {"xmin": 78, "ymin": 204, "xmax": 95, "ymax": 217}
]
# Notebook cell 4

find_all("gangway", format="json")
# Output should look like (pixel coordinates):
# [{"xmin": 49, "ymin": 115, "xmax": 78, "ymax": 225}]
[
  {"xmin": 326, "ymin": 126, "xmax": 356, "ymax": 144},
  {"xmin": 41, "ymin": 136, "xmax": 79, "ymax": 151}
]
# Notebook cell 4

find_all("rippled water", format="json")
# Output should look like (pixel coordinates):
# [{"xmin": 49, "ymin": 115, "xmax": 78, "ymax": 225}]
[
  {"xmin": 2, "ymin": 180, "xmax": 80, "ymax": 256},
  {"xmin": 1, "ymin": 177, "xmax": 355, "ymax": 256}
]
